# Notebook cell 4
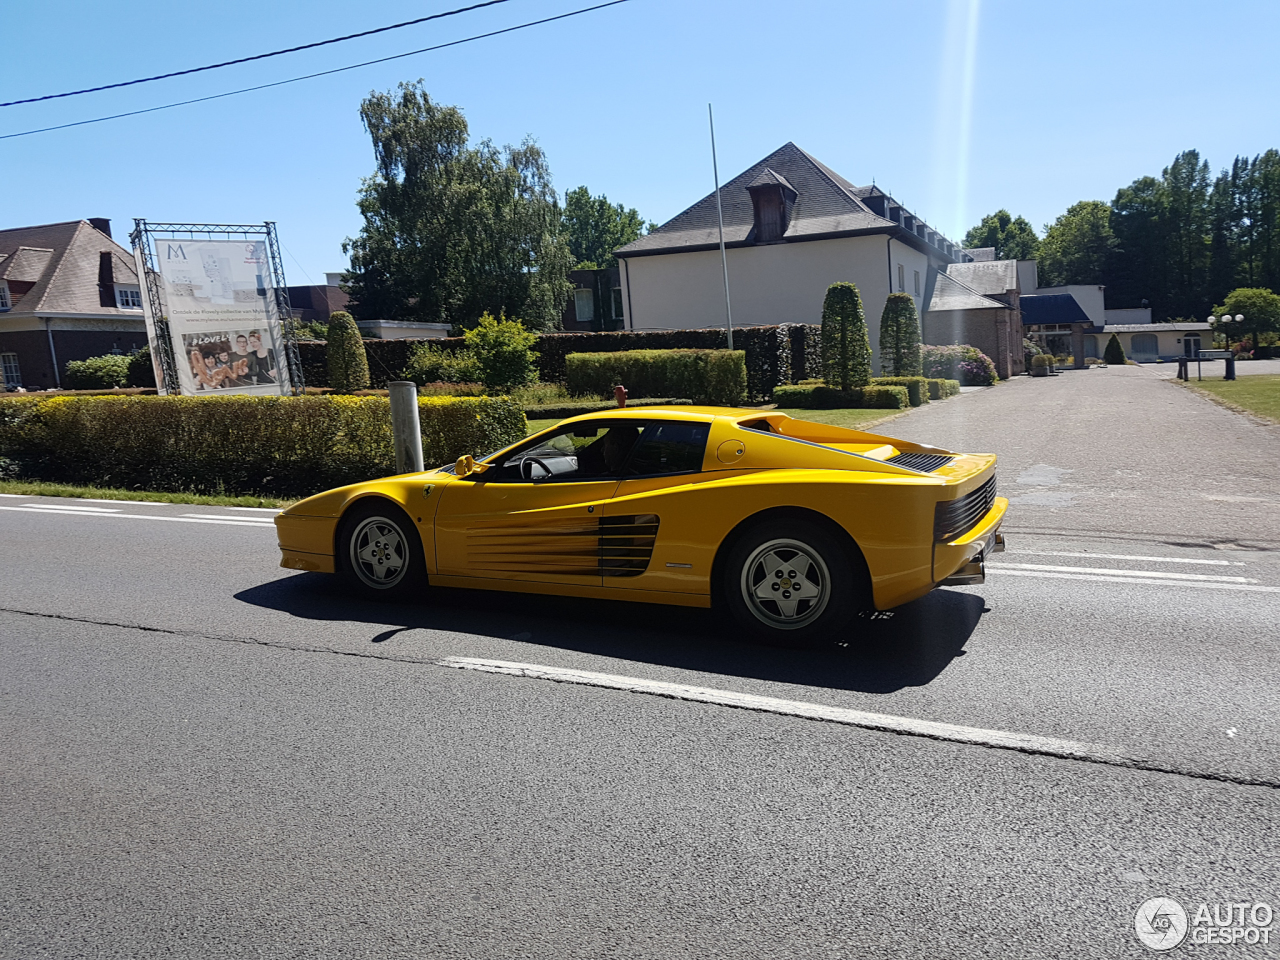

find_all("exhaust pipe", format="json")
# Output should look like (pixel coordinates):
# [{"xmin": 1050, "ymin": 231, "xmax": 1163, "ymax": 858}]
[{"xmin": 941, "ymin": 558, "xmax": 985, "ymax": 586}]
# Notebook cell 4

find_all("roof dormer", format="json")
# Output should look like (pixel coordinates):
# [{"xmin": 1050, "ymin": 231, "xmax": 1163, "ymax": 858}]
[{"xmin": 745, "ymin": 167, "xmax": 798, "ymax": 244}]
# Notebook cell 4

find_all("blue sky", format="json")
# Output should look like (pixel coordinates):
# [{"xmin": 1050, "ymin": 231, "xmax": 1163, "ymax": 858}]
[{"xmin": 3, "ymin": 0, "xmax": 1278, "ymax": 285}]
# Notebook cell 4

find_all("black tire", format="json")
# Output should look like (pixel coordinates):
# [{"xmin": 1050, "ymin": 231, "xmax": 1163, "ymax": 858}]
[
  {"xmin": 336, "ymin": 499, "xmax": 428, "ymax": 601},
  {"xmin": 720, "ymin": 517, "xmax": 866, "ymax": 648}
]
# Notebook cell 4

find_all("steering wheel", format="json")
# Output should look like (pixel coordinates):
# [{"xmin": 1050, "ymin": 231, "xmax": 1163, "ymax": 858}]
[{"xmin": 519, "ymin": 456, "xmax": 554, "ymax": 480}]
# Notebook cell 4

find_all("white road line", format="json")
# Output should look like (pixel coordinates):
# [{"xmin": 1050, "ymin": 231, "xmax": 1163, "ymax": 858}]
[
  {"xmin": 225, "ymin": 506, "xmax": 282, "ymax": 513},
  {"xmin": 0, "ymin": 506, "xmax": 272, "ymax": 528},
  {"xmin": 79, "ymin": 498, "xmax": 169, "ymax": 506},
  {"xmin": 180, "ymin": 513, "xmax": 276, "ymax": 523},
  {"xmin": 991, "ymin": 562, "xmax": 1256, "ymax": 583},
  {"xmin": 439, "ymin": 656, "xmax": 1124, "ymax": 764},
  {"xmin": 1008, "ymin": 550, "xmax": 1243, "ymax": 566},
  {"xmin": 993, "ymin": 568, "xmax": 1280, "ymax": 594},
  {"xmin": 23, "ymin": 505, "xmax": 122, "ymax": 514},
  {"xmin": 0, "ymin": 493, "xmax": 29, "ymax": 498}
]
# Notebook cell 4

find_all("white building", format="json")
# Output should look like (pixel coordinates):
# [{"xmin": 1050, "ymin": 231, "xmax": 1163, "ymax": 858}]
[{"xmin": 615, "ymin": 143, "xmax": 973, "ymax": 373}]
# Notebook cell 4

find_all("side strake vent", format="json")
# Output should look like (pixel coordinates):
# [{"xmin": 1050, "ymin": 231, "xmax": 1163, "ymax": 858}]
[
  {"xmin": 887, "ymin": 452, "xmax": 955, "ymax": 472},
  {"xmin": 934, "ymin": 476, "xmax": 997, "ymax": 542},
  {"xmin": 600, "ymin": 514, "xmax": 659, "ymax": 577}
]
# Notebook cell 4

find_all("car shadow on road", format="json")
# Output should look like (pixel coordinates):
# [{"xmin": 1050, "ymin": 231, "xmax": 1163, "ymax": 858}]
[{"xmin": 236, "ymin": 574, "xmax": 986, "ymax": 695}]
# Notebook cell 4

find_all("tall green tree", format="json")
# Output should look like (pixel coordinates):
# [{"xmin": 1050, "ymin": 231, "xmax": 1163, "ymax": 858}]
[
  {"xmin": 963, "ymin": 209, "xmax": 1040, "ymax": 261},
  {"xmin": 821, "ymin": 282, "xmax": 871, "ymax": 391},
  {"xmin": 562, "ymin": 187, "xmax": 647, "ymax": 269},
  {"xmin": 342, "ymin": 82, "xmax": 573, "ymax": 332},
  {"xmin": 1161, "ymin": 150, "xmax": 1212, "ymax": 320},
  {"xmin": 1038, "ymin": 200, "xmax": 1117, "ymax": 287},
  {"xmin": 878, "ymin": 293, "xmax": 922, "ymax": 377},
  {"xmin": 1109, "ymin": 175, "xmax": 1167, "ymax": 312},
  {"xmin": 326, "ymin": 311, "xmax": 370, "ymax": 393}
]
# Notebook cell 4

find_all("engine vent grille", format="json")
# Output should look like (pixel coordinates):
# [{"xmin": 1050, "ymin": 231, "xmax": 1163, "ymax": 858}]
[
  {"xmin": 934, "ymin": 476, "xmax": 997, "ymax": 543},
  {"xmin": 887, "ymin": 452, "xmax": 955, "ymax": 472},
  {"xmin": 600, "ymin": 514, "xmax": 659, "ymax": 577}
]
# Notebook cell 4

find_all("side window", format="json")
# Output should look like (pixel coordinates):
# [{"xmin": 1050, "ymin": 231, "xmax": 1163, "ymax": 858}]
[
  {"xmin": 483, "ymin": 421, "xmax": 641, "ymax": 482},
  {"xmin": 624, "ymin": 421, "xmax": 711, "ymax": 477}
]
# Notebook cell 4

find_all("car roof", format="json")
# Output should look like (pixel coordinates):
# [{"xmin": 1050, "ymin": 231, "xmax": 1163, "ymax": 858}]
[{"xmin": 557, "ymin": 405, "xmax": 768, "ymax": 425}]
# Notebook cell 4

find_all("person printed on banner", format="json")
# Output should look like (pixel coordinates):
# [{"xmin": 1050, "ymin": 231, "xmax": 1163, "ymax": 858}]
[{"xmin": 247, "ymin": 331, "xmax": 278, "ymax": 384}]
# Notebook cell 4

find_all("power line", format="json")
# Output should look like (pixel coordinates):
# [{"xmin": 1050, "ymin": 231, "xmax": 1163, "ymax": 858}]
[
  {"xmin": 0, "ymin": 0, "xmax": 518, "ymax": 108},
  {"xmin": 0, "ymin": 1, "xmax": 630, "ymax": 142}
]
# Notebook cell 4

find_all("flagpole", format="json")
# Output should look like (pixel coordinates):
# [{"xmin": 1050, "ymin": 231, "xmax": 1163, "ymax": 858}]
[{"xmin": 709, "ymin": 103, "xmax": 734, "ymax": 351}]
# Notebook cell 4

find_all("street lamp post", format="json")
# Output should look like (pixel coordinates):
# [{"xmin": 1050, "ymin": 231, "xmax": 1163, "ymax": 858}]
[{"xmin": 1207, "ymin": 313, "xmax": 1242, "ymax": 380}]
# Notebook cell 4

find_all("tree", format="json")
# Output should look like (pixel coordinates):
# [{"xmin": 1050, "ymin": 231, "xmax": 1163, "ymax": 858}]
[
  {"xmin": 342, "ymin": 82, "xmax": 573, "ymax": 332},
  {"xmin": 878, "ymin": 293, "xmax": 922, "ymax": 376},
  {"xmin": 1038, "ymin": 200, "xmax": 1117, "ymax": 287},
  {"xmin": 463, "ymin": 312, "xmax": 540, "ymax": 390},
  {"xmin": 1213, "ymin": 287, "xmax": 1280, "ymax": 353},
  {"xmin": 562, "ymin": 186, "xmax": 647, "ymax": 269},
  {"xmin": 326, "ymin": 311, "xmax": 370, "ymax": 393},
  {"xmin": 1103, "ymin": 333, "xmax": 1126, "ymax": 365},
  {"xmin": 1161, "ymin": 150, "xmax": 1213, "ymax": 320},
  {"xmin": 821, "ymin": 282, "xmax": 871, "ymax": 391},
  {"xmin": 962, "ymin": 209, "xmax": 1040, "ymax": 261}
]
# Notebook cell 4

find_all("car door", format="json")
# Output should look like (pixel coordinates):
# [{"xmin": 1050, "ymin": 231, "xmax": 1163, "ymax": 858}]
[
  {"xmin": 433, "ymin": 420, "xmax": 642, "ymax": 587},
  {"xmin": 602, "ymin": 418, "xmax": 714, "ymax": 594}
]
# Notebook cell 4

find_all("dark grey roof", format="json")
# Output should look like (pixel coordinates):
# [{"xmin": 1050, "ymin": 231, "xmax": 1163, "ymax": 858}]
[
  {"xmin": 0, "ymin": 219, "xmax": 140, "ymax": 316},
  {"xmin": 746, "ymin": 167, "xmax": 796, "ymax": 193},
  {"xmin": 926, "ymin": 272, "xmax": 1005, "ymax": 312},
  {"xmin": 617, "ymin": 142, "xmax": 896, "ymax": 256},
  {"xmin": 945, "ymin": 259, "xmax": 1018, "ymax": 295},
  {"xmin": 1020, "ymin": 294, "xmax": 1091, "ymax": 326},
  {"xmin": 964, "ymin": 247, "xmax": 997, "ymax": 262}
]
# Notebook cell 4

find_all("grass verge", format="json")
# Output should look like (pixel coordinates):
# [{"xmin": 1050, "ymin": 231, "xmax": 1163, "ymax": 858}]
[
  {"xmin": 1179, "ymin": 374, "xmax": 1280, "ymax": 424},
  {"xmin": 0, "ymin": 480, "xmax": 287, "ymax": 508}
]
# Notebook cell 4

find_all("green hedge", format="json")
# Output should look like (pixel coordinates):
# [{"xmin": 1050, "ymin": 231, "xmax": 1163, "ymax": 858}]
[
  {"xmin": 524, "ymin": 398, "xmax": 693, "ymax": 419},
  {"xmin": 566, "ymin": 349, "xmax": 747, "ymax": 406},
  {"xmin": 297, "ymin": 324, "xmax": 824, "ymax": 401},
  {"xmin": 0, "ymin": 394, "xmax": 526, "ymax": 498},
  {"xmin": 871, "ymin": 376, "xmax": 928, "ymax": 407},
  {"xmin": 772, "ymin": 384, "xmax": 910, "ymax": 410}
]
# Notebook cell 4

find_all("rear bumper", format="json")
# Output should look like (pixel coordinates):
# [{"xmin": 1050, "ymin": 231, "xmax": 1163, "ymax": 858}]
[{"xmin": 934, "ymin": 498, "xmax": 1008, "ymax": 585}]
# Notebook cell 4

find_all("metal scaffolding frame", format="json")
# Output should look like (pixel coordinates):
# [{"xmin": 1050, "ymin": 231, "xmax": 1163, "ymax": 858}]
[{"xmin": 129, "ymin": 220, "xmax": 305, "ymax": 395}]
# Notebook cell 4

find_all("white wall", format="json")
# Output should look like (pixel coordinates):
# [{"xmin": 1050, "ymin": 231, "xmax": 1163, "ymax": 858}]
[
  {"xmin": 1104, "ymin": 307, "xmax": 1152, "ymax": 325},
  {"xmin": 620, "ymin": 234, "xmax": 924, "ymax": 372},
  {"xmin": 1016, "ymin": 259, "xmax": 1038, "ymax": 293}
]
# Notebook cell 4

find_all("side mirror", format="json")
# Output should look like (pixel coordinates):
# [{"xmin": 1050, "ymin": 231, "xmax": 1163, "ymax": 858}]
[{"xmin": 455, "ymin": 455, "xmax": 490, "ymax": 477}]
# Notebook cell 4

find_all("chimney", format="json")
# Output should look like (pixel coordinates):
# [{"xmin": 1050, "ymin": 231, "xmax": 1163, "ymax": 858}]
[
  {"xmin": 98, "ymin": 252, "xmax": 117, "ymax": 308},
  {"xmin": 88, "ymin": 218, "xmax": 112, "ymax": 238}
]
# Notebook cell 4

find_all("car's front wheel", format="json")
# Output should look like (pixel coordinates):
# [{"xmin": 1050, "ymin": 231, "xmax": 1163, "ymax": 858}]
[
  {"xmin": 722, "ymin": 518, "xmax": 866, "ymax": 647},
  {"xmin": 337, "ymin": 500, "xmax": 426, "ymax": 600}
]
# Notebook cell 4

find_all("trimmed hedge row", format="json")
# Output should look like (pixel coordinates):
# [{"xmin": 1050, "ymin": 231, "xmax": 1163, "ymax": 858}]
[
  {"xmin": 566, "ymin": 350, "xmax": 747, "ymax": 406},
  {"xmin": 524, "ymin": 398, "xmax": 693, "ymax": 419},
  {"xmin": 772, "ymin": 384, "xmax": 910, "ymax": 410},
  {"xmin": 296, "ymin": 324, "xmax": 824, "ymax": 401},
  {"xmin": 871, "ymin": 376, "xmax": 928, "ymax": 407},
  {"xmin": 0, "ymin": 394, "xmax": 526, "ymax": 498}
]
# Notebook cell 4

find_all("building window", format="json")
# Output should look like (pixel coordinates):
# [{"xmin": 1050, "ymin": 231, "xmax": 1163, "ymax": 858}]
[
  {"xmin": 1, "ymin": 353, "xmax": 20, "ymax": 388},
  {"xmin": 612, "ymin": 287, "xmax": 624, "ymax": 321},
  {"xmin": 116, "ymin": 285, "xmax": 143, "ymax": 309},
  {"xmin": 897, "ymin": 264, "xmax": 905, "ymax": 292},
  {"xmin": 914, "ymin": 270, "xmax": 921, "ymax": 296},
  {"xmin": 573, "ymin": 288, "xmax": 594, "ymax": 324},
  {"xmin": 0, "ymin": 282, "xmax": 10, "ymax": 311}
]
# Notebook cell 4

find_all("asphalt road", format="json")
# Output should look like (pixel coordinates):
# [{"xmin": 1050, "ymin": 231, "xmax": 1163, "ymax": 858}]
[{"xmin": 2, "ymin": 368, "xmax": 1278, "ymax": 958}]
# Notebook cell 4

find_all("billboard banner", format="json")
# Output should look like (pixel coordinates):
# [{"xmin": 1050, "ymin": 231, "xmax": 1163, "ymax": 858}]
[{"xmin": 148, "ymin": 237, "xmax": 293, "ymax": 396}]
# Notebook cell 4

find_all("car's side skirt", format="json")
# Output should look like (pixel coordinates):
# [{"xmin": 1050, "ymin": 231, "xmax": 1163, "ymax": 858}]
[{"xmin": 429, "ymin": 575, "xmax": 712, "ymax": 608}]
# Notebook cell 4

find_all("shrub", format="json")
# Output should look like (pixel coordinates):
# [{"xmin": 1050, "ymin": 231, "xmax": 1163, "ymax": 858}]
[
  {"xmin": 326, "ymin": 311, "xmax": 370, "ymax": 393},
  {"xmin": 821, "ymin": 282, "xmax": 872, "ymax": 391},
  {"xmin": 63, "ymin": 354, "xmax": 131, "ymax": 390},
  {"xmin": 402, "ymin": 342, "xmax": 484, "ymax": 385},
  {"xmin": 1032, "ymin": 353, "xmax": 1055, "ymax": 369},
  {"xmin": 925, "ymin": 378, "xmax": 947, "ymax": 401},
  {"xmin": 1022, "ymin": 337, "xmax": 1041, "ymax": 369},
  {"xmin": 0, "ymin": 394, "xmax": 526, "ymax": 498},
  {"xmin": 565, "ymin": 349, "xmax": 746, "ymax": 406},
  {"xmin": 1103, "ymin": 333, "xmax": 1126, "ymax": 365},
  {"xmin": 921, "ymin": 344, "xmax": 999, "ymax": 385},
  {"xmin": 126, "ymin": 346, "xmax": 157, "ymax": 388},
  {"xmin": 416, "ymin": 381, "xmax": 486, "ymax": 397},
  {"xmin": 871, "ymin": 376, "xmax": 928, "ymax": 407},
  {"xmin": 772, "ymin": 384, "xmax": 909, "ymax": 410},
  {"xmin": 464, "ymin": 312, "xmax": 540, "ymax": 390},
  {"xmin": 944, "ymin": 379, "xmax": 960, "ymax": 396},
  {"xmin": 879, "ymin": 293, "xmax": 923, "ymax": 377}
]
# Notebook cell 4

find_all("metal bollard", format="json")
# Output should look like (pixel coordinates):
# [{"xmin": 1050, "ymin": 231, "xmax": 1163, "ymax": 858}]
[
  {"xmin": 1225, "ymin": 356, "xmax": 1236, "ymax": 381},
  {"xmin": 389, "ymin": 381, "xmax": 425, "ymax": 475}
]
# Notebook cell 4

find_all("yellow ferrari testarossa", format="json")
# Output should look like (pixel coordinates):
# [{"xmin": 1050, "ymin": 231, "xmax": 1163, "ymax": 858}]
[{"xmin": 275, "ymin": 406, "xmax": 1007, "ymax": 644}]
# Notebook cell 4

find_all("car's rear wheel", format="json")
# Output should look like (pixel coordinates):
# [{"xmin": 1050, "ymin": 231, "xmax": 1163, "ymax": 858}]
[
  {"xmin": 722, "ymin": 517, "xmax": 865, "ymax": 647},
  {"xmin": 337, "ymin": 500, "xmax": 427, "ymax": 600}
]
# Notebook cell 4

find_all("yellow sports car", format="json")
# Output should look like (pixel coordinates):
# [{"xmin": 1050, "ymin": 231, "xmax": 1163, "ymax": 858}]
[{"xmin": 275, "ymin": 406, "xmax": 1007, "ymax": 644}]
